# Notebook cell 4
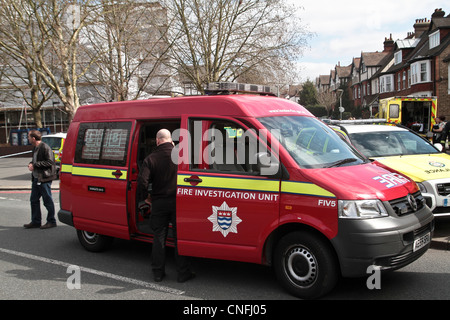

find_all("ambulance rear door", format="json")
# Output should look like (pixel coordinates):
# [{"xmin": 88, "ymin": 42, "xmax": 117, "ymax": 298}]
[{"xmin": 176, "ymin": 115, "xmax": 282, "ymax": 264}]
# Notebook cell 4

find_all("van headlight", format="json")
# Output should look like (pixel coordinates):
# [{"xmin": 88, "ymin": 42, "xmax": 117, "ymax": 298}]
[{"xmin": 338, "ymin": 200, "xmax": 388, "ymax": 219}]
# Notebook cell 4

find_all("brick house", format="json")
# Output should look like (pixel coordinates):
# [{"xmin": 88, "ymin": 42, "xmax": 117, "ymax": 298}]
[{"xmin": 316, "ymin": 9, "xmax": 450, "ymax": 121}]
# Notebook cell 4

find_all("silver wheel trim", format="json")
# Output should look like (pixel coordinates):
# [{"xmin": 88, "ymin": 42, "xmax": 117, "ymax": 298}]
[{"xmin": 285, "ymin": 246, "xmax": 318, "ymax": 287}]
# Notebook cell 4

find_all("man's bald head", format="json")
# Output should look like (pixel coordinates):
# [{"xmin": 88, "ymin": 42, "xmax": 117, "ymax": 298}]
[{"xmin": 156, "ymin": 129, "xmax": 172, "ymax": 146}]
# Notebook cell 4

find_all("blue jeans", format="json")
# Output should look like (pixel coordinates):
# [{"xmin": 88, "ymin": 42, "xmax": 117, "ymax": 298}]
[{"xmin": 30, "ymin": 178, "xmax": 56, "ymax": 225}]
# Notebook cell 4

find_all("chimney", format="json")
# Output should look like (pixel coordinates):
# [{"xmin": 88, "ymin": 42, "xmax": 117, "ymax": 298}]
[
  {"xmin": 432, "ymin": 8, "xmax": 445, "ymax": 19},
  {"xmin": 406, "ymin": 32, "xmax": 414, "ymax": 39},
  {"xmin": 413, "ymin": 18, "xmax": 430, "ymax": 38},
  {"xmin": 383, "ymin": 34, "xmax": 394, "ymax": 52}
]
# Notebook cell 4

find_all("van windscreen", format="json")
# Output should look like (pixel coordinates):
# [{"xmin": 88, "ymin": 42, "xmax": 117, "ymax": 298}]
[{"xmin": 258, "ymin": 116, "xmax": 366, "ymax": 169}]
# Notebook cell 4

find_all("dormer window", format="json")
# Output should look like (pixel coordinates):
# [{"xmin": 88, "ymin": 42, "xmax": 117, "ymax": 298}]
[
  {"xmin": 429, "ymin": 30, "xmax": 440, "ymax": 49},
  {"xmin": 361, "ymin": 63, "xmax": 366, "ymax": 73},
  {"xmin": 394, "ymin": 51, "xmax": 402, "ymax": 65}
]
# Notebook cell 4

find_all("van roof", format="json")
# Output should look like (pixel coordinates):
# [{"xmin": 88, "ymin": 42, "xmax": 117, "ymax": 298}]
[{"xmin": 72, "ymin": 95, "xmax": 313, "ymax": 122}]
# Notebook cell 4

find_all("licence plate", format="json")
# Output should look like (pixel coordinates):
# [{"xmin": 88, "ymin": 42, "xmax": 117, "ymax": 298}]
[{"xmin": 413, "ymin": 233, "xmax": 430, "ymax": 252}]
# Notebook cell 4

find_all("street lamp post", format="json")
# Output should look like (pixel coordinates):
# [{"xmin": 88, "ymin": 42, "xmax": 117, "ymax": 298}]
[{"xmin": 337, "ymin": 89, "xmax": 344, "ymax": 120}]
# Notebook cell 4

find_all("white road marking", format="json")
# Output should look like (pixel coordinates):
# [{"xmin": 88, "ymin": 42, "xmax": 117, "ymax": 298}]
[{"xmin": 0, "ymin": 247, "xmax": 185, "ymax": 295}]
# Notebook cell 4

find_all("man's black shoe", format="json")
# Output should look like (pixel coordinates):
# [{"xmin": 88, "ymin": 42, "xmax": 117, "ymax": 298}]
[
  {"xmin": 177, "ymin": 271, "xmax": 195, "ymax": 283},
  {"xmin": 23, "ymin": 223, "xmax": 41, "ymax": 229},
  {"xmin": 40, "ymin": 223, "xmax": 57, "ymax": 229},
  {"xmin": 154, "ymin": 273, "xmax": 166, "ymax": 282}
]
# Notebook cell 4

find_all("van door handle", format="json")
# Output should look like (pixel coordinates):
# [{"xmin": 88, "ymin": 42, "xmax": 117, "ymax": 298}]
[
  {"xmin": 184, "ymin": 177, "xmax": 202, "ymax": 183},
  {"xmin": 112, "ymin": 170, "xmax": 123, "ymax": 178}
]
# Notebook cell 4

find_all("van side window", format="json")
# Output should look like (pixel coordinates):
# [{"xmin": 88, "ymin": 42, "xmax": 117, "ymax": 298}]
[
  {"xmin": 189, "ymin": 119, "xmax": 264, "ymax": 175},
  {"xmin": 136, "ymin": 122, "xmax": 180, "ymax": 170},
  {"xmin": 75, "ymin": 122, "xmax": 132, "ymax": 167}
]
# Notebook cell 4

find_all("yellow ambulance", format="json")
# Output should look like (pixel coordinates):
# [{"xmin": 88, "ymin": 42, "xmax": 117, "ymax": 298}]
[
  {"xmin": 376, "ymin": 96, "xmax": 437, "ymax": 137},
  {"xmin": 333, "ymin": 120, "xmax": 450, "ymax": 216}
]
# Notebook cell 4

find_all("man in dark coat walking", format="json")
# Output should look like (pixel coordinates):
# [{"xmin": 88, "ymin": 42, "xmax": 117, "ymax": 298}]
[{"xmin": 24, "ymin": 130, "xmax": 57, "ymax": 229}]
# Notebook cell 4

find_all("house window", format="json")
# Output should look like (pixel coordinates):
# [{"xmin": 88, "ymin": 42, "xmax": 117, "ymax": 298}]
[
  {"xmin": 397, "ymin": 74, "xmax": 401, "ymax": 91},
  {"xmin": 448, "ymin": 64, "xmax": 450, "ymax": 94},
  {"xmin": 420, "ymin": 63, "xmax": 427, "ymax": 82},
  {"xmin": 394, "ymin": 51, "xmax": 402, "ymax": 65},
  {"xmin": 373, "ymin": 80, "xmax": 378, "ymax": 94},
  {"xmin": 429, "ymin": 30, "xmax": 440, "ymax": 49},
  {"xmin": 402, "ymin": 71, "xmax": 406, "ymax": 89},
  {"xmin": 408, "ymin": 69, "xmax": 411, "ymax": 87},
  {"xmin": 380, "ymin": 75, "xmax": 394, "ymax": 93},
  {"xmin": 386, "ymin": 75, "xmax": 392, "ymax": 92},
  {"xmin": 411, "ymin": 64, "xmax": 417, "ymax": 84},
  {"xmin": 411, "ymin": 61, "xmax": 431, "ymax": 85}
]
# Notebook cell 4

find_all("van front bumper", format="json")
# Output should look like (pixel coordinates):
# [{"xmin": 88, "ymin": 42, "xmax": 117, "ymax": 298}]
[{"xmin": 331, "ymin": 205, "xmax": 434, "ymax": 278}]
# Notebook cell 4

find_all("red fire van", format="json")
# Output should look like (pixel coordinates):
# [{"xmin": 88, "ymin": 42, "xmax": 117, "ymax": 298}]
[{"xmin": 58, "ymin": 87, "xmax": 434, "ymax": 299}]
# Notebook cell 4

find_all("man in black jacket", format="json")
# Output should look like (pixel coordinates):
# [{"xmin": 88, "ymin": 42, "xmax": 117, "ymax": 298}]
[
  {"xmin": 440, "ymin": 120, "xmax": 450, "ymax": 151},
  {"xmin": 24, "ymin": 130, "xmax": 57, "ymax": 229},
  {"xmin": 137, "ymin": 129, "xmax": 194, "ymax": 283}
]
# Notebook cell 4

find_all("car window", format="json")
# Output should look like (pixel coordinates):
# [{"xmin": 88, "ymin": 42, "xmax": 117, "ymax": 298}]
[{"xmin": 349, "ymin": 130, "xmax": 439, "ymax": 157}]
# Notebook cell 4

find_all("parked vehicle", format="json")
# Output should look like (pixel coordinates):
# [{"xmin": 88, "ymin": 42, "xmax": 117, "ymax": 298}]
[
  {"xmin": 331, "ymin": 119, "xmax": 450, "ymax": 216},
  {"xmin": 58, "ymin": 83, "xmax": 434, "ymax": 299},
  {"xmin": 42, "ymin": 132, "xmax": 66, "ymax": 173},
  {"xmin": 376, "ymin": 96, "xmax": 437, "ymax": 137}
]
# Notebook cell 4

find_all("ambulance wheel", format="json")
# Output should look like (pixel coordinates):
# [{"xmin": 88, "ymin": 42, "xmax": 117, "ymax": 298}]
[
  {"xmin": 273, "ymin": 231, "xmax": 338, "ymax": 299},
  {"xmin": 77, "ymin": 229, "xmax": 113, "ymax": 252}
]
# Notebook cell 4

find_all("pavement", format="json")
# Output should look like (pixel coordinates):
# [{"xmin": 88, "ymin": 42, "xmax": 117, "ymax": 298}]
[
  {"xmin": 0, "ymin": 156, "xmax": 59, "ymax": 190},
  {"xmin": 0, "ymin": 156, "xmax": 449, "ymax": 250}
]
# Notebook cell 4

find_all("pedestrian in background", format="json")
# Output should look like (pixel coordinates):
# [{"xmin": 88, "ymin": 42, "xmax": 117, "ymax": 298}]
[
  {"xmin": 432, "ymin": 116, "xmax": 446, "ymax": 145},
  {"xmin": 23, "ymin": 130, "xmax": 57, "ymax": 229},
  {"xmin": 440, "ymin": 120, "xmax": 450, "ymax": 152}
]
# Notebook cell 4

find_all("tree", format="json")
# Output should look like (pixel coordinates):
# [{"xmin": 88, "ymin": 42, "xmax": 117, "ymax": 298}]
[
  {"xmin": 317, "ymin": 90, "xmax": 335, "ymax": 117},
  {"xmin": 0, "ymin": 1, "xmax": 54, "ymax": 128},
  {"xmin": 82, "ymin": 0, "xmax": 175, "ymax": 102},
  {"xmin": 0, "ymin": 0, "xmax": 102, "ymax": 123},
  {"xmin": 299, "ymin": 80, "xmax": 318, "ymax": 107},
  {"xmin": 164, "ymin": 0, "xmax": 310, "ymax": 93}
]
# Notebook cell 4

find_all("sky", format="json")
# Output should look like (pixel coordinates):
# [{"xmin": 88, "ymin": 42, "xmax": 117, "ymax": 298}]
[{"xmin": 294, "ymin": 0, "xmax": 447, "ymax": 82}]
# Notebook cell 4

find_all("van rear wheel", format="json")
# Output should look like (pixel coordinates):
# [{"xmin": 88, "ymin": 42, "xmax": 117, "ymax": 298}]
[
  {"xmin": 273, "ymin": 231, "xmax": 339, "ymax": 299},
  {"xmin": 76, "ymin": 229, "xmax": 113, "ymax": 252}
]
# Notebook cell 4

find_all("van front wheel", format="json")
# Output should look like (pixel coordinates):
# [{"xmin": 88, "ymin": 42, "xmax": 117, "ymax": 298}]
[
  {"xmin": 273, "ymin": 231, "xmax": 339, "ymax": 299},
  {"xmin": 76, "ymin": 229, "xmax": 113, "ymax": 252}
]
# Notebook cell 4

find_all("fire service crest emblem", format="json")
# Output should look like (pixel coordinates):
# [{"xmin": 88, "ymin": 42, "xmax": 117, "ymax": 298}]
[{"xmin": 208, "ymin": 201, "xmax": 242, "ymax": 237}]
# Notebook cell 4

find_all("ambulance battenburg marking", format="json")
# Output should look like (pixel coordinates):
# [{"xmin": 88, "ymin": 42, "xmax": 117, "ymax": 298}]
[{"xmin": 208, "ymin": 201, "xmax": 242, "ymax": 237}]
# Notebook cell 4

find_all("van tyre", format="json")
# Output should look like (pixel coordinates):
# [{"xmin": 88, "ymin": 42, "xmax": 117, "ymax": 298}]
[
  {"xmin": 77, "ymin": 230, "xmax": 113, "ymax": 252},
  {"xmin": 274, "ymin": 231, "xmax": 339, "ymax": 299}
]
